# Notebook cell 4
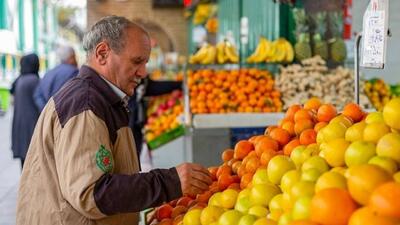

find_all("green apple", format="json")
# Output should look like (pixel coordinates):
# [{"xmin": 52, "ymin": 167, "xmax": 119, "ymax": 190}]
[
  {"xmin": 315, "ymin": 171, "xmax": 347, "ymax": 192},
  {"xmin": 248, "ymin": 205, "xmax": 269, "ymax": 218},
  {"xmin": 250, "ymin": 183, "xmax": 280, "ymax": 206},
  {"xmin": 237, "ymin": 188, "xmax": 251, "ymax": 200},
  {"xmin": 209, "ymin": 192, "xmax": 222, "ymax": 207},
  {"xmin": 290, "ymin": 145, "xmax": 306, "ymax": 168},
  {"xmin": 321, "ymin": 122, "xmax": 347, "ymax": 142},
  {"xmin": 322, "ymin": 138, "xmax": 350, "ymax": 167},
  {"xmin": 291, "ymin": 196, "xmax": 312, "ymax": 220},
  {"xmin": 219, "ymin": 210, "xmax": 243, "ymax": 225},
  {"xmin": 376, "ymin": 133, "xmax": 400, "ymax": 163},
  {"xmin": 268, "ymin": 155, "xmax": 296, "ymax": 184},
  {"xmin": 234, "ymin": 196, "xmax": 252, "ymax": 214},
  {"xmin": 301, "ymin": 156, "xmax": 329, "ymax": 174},
  {"xmin": 200, "ymin": 206, "xmax": 225, "ymax": 225},
  {"xmin": 345, "ymin": 121, "xmax": 366, "ymax": 142},
  {"xmin": 253, "ymin": 168, "xmax": 270, "ymax": 185},
  {"xmin": 290, "ymin": 181, "xmax": 315, "ymax": 202},
  {"xmin": 238, "ymin": 214, "xmax": 257, "ymax": 225},
  {"xmin": 301, "ymin": 168, "xmax": 322, "ymax": 182},
  {"xmin": 278, "ymin": 212, "xmax": 292, "ymax": 225},
  {"xmin": 269, "ymin": 194, "xmax": 284, "ymax": 214},
  {"xmin": 365, "ymin": 111, "xmax": 384, "ymax": 124},
  {"xmin": 280, "ymin": 170, "xmax": 301, "ymax": 193},
  {"xmin": 368, "ymin": 156, "xmax": 398, "ymax": 175},
  {"xmin": 345, "ymin": 141, "xmax": 376, "ymax": 167}
]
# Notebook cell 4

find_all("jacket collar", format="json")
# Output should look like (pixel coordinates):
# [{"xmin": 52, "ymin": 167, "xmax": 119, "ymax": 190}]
[{"xmin": 78, "ymin": 65, "xmax": 122, "ymax": 106}]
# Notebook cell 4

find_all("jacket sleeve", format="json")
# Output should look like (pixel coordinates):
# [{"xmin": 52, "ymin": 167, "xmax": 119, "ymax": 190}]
[
  {"xmin": 54, "ymin": 110, "xmax": 182, "ymax": 219},
  {"xmin": 33, "ymin": 84, "xmax": 47, "ymax": 111}
]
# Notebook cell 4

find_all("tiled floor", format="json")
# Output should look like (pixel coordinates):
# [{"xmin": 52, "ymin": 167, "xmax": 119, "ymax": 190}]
[{"xmin": 0, "ymin": 109, "xmax": 20, "ymax": 225}]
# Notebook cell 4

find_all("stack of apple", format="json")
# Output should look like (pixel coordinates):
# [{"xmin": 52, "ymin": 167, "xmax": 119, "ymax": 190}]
[
  {"xmin": 145, "ymin": 90, "xmax": 184, "ymax": 142},
  {"xmin": 151, "ymin": 97, "xmax": 400, "ymax": 225}
]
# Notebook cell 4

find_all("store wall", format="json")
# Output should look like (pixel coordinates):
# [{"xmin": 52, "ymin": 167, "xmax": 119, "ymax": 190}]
[
  {"xmin": 87, "ymin": 0, "xmax": 188, "ymax": 55},
  {"xmin": 353, "ymin": 0, "xmax": 400, "ymax": 84}
]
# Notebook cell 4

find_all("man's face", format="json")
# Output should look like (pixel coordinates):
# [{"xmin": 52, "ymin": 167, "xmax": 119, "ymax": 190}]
[{"xmin": 106, "ymin": 27, "xmax": 151, "ymax": 96}]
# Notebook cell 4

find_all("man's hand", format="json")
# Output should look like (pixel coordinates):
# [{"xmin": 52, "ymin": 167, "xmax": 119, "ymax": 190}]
[{"xmin": 176, "ymin": 163, "xmax": 213, "ymax": 196}]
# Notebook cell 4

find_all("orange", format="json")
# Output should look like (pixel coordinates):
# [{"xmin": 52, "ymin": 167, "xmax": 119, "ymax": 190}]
[
  {"xmin": 299, "ymin": 129, "xmax": 317, "ymax": 145},
  {"xmin": 265, "ymin": 125, "xmax": 278, "ymax": 135},
  {"xmin": 289, "ymin": 220, "xmax": 320, "ymax": 225},
  {"xmin": 349, "ymin": 207, "xmax": 399, "ymax": 225},
  {"xmin": 282, "ymin": 121, "xmax": 296, "ymax": 136},
  {"xmin": 295, "ymin": 109, "xmax": 314, "ymax": 123},
  {"xmin": 227, "ymin": 158, "xmax": 239, "ymax": 167},
  {"xmin": 234, "ymin": 140, "xmax": 254, "ymax": 160},
  {"xmin": 260, "ymin": 150, "xmax": 277, "ymax": 166},
  {"xmin": 245, "ymin": 157, "xmax": 261, "ymax": 174},
  {"xmin": 314, "ymin": 122, "xmax": 328, "ymax": 132},
  {"xmin": 237, "ymin": 164, "xmax": 247, "ymax": 178},
  {"xmin": 255, "ymin": 136, "xmax": 279, "ymax": 157},
  {"xmin": 269, "ymin": 128, "xmax": 291, "ymax": 147},
  {"xmin": 283, "ymin": 139, "xmax": 301, "ymax": 156},
  {"xmin": 304, "ymin": 97, "xmax": 322, "ymax": 111},
  {"xmin": 196, "ymin": 190, "xmax": 213, "ymax": 204},
  {"xmin": 343, "ymin": 103, "xmax": 364, "ymax": 123},
  {"xmin": 208, "ymin": 166, "xmax": 219, "ymax": 181},
  {"xmin": 218, "ymin": 174, "xmax": 235, "ymax": 190},
  {"xmin": 249, "ymin": 135, "xmax": 264, "ymax": 145},
  {"xmin": 286, "ymin": 105, "xmax": 302, "ymax": 121},
  {"xmin": 310, "ymin": 188, "xmax": 357, "ymax": 225},
  {"xmin": 231, "ymin": 161, "xmax": 242, "ymax": 174},
  {"xmin": 240, "ymin": 173, "xmax": 254, "ymax": 189},
  {"xmin": 222, "ymin": 149, "xmax": 235, "ymax": 162},
  {"xmin": 369, "ymin": 182, "xmax": 400, "ymax": 219},
  {"xmin": 317, "ymin": 104, "xmax": 337, "ymax": 122},
  {"xmin": 216, "ymin": 165, "xmax": 232, "ymax": 178},
  {"xmin": 295, "ymin": 119, "xmax": 314, "ymax": 135}
]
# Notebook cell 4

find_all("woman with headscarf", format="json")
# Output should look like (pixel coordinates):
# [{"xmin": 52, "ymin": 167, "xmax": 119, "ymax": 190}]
[{"xmin": 10, "ymin": 53, "xmax": 40, "ymax": 169}]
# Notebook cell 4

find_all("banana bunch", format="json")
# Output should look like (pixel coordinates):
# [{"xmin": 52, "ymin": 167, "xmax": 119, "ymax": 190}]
[
  {"xmin": 247, "ymin": 37, "xmax": 294, "ymax": 63},
  {"xmin": 193, "ymin": 4, "xmax": 213, "ymax": 25},
  {"xmin": 189, "ymin": 43, "xmax": 217, "ymax": 65},
  {"xmin": 216, "ymin": 41, "xmax": 239, "ymax": 64},
  {"xmin": 267, "ymin": 38, "xmax": 294, "ymax": 63}
]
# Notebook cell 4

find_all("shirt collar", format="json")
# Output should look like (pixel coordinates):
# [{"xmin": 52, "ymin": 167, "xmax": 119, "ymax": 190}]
[
  {"xmin": 100, "ymin": 76, "xmax": 130, "ymax": 109},
  {"xmin": 100, "ymin": 76, "xmax": 126, "ymax": 99}
]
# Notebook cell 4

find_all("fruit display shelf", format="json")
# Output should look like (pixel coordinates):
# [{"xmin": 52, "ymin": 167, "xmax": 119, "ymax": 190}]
[
  {"xmin": 149, "ymin": 98, "xmax": 400, "ymax": 225},
  {"xmin": 147, "ymin": 125, "xmax": 185, "ymax": 150},
  {"xmin": 191, "ymin": 113, "xmax": 285, "ymax": 129}
]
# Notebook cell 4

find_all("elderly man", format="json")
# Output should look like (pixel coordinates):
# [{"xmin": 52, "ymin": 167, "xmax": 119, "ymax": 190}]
[
  {"xmin": 16, "ymin": 16, "xmax": 211, "ymax": 225},
  {"xmin": 33, "ymin": 45, "xmax": 79, "ymax": 111}
]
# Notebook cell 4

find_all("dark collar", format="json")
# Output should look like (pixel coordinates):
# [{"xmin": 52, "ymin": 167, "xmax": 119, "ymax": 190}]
[{"xmin": 78, "ymin": 65, "xmax": 121, "ymax": 106}]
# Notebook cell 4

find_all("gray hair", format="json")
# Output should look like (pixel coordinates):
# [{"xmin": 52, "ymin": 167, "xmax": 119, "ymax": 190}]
[
  {"xmin": 83, "ymin": 15, "xmax": 145, "ymax": 56},
  {"xmin": 57, "ymin": 45, "xmax": 75, "ymax": 63}
]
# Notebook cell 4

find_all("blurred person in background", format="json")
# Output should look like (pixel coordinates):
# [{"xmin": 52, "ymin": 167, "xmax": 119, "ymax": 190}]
[
  {"xmin": 34, "ymin": 45, "xmax": 78, "ymax": 111},
  {"xmin": 10, "ymin": 53, "xmax": 40, "ymax": 169}
]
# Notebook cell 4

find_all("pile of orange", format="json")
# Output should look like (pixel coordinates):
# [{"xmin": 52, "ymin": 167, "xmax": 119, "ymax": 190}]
[
  {"xmin": 188, "ymin": 68, "xmax": 282, "ymax": 114},
  {"xmin": 151, "ymin": 98, "xmax": 400, "ymax": 225}
]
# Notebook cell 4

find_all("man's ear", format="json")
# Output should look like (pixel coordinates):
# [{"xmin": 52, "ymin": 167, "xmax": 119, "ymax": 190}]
[{"xmin": 95, "ymin": 42, "xmax": 109, "ymax": 65}]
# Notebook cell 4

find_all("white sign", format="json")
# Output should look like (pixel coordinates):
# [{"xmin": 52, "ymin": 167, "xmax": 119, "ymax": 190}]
[{"xmin": 361, "ymin": 0, "xmax": 389, "ymax": 69}]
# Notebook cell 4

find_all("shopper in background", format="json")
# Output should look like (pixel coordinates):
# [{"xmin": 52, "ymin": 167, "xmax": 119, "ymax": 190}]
[
  {"xmin": 10, "ymin": 53, "xmax": 40, "ymax": 169},
  {"xmin": 33, "ymin": 45, "xmax": 78, "ymax": 111},
  {"xmin": 16, "ymin": 16, "xmax": 211, "ymax": 225}
]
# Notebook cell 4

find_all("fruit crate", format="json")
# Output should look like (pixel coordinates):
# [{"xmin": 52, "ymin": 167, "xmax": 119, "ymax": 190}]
[{"xmin": 148, "ymin": 125, "xmax": 185, "ymax": 150}]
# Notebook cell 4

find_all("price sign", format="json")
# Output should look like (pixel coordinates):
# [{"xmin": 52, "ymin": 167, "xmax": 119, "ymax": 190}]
[{"xmin": 361, "ymin": 0, "xmax": 389, "ymax": 69}]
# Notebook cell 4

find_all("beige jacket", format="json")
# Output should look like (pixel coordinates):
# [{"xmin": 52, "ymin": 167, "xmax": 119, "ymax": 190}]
[{"xmin": 16, "ymin": 66, "xmax": 182, "ymax": 225}]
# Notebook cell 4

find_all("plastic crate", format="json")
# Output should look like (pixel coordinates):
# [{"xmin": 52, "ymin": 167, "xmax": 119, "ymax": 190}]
[{"xmin": 147, "ymin": 125, "xmax": 185, "ymax": 150}]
